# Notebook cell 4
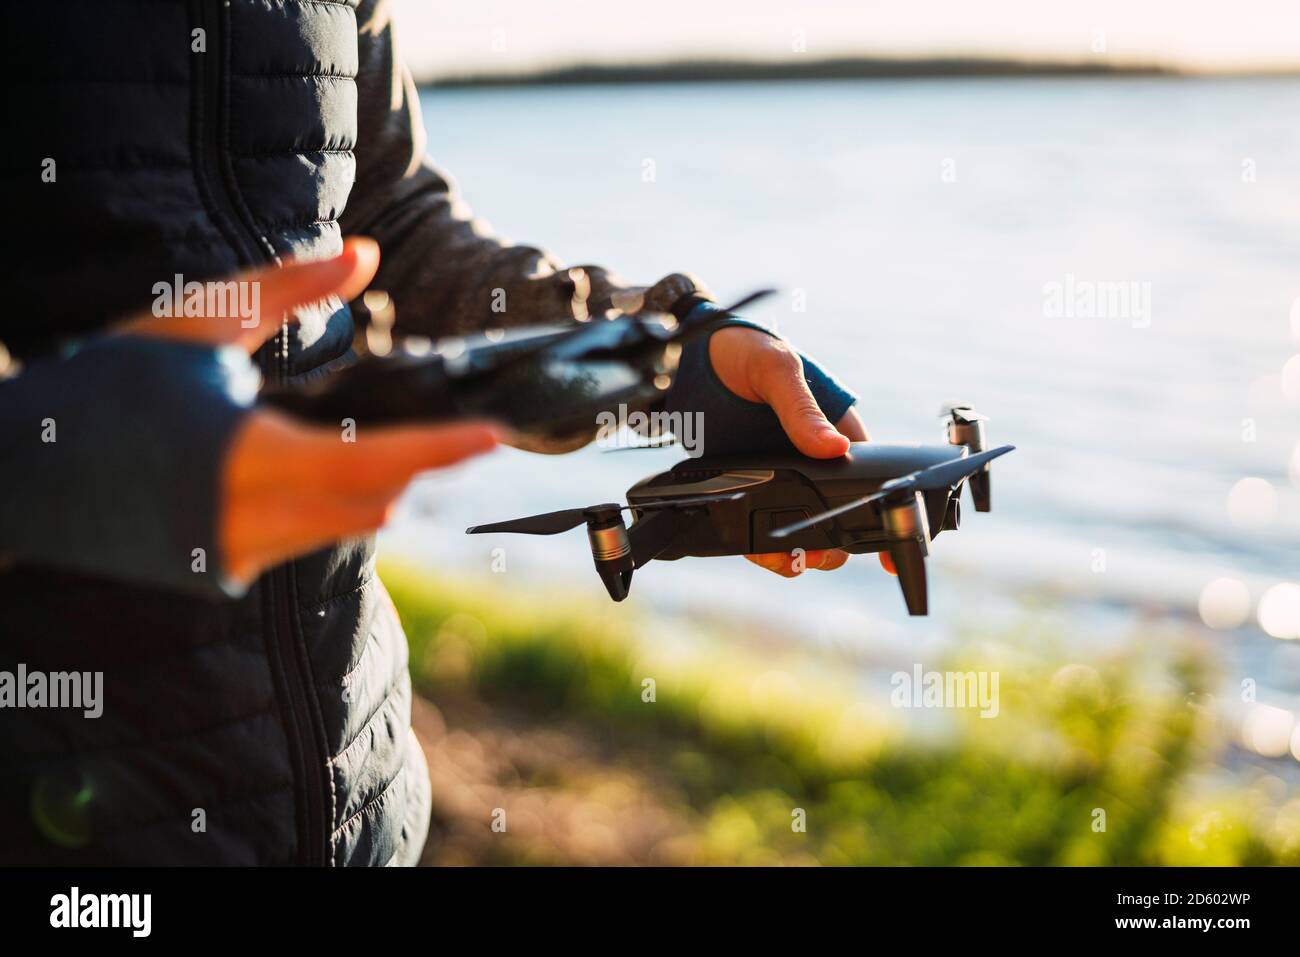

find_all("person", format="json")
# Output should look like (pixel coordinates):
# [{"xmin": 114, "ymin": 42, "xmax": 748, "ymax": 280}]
[{"xmin": 0, "ymin": 0, "xmax": 864, "ymax": 865}]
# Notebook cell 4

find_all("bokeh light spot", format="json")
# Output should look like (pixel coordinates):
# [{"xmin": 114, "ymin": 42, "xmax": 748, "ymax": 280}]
[
  {"xmin": 1241, "ymin": 704, "xmax": 1296, "ymax": 758},
  {"xmin": 1282, "ymin": 355, "xmax": 1300, "ymax": 403},
  {"xmin": 1226, "ymin": 477, "xmax": 1276, "ymax": 527},
  {"xmin": 1258, "ymin": 582, "xmax": 1300, "ymax": 639},
  {"xmin": 1197, "ymin": 577, "xmax": 1251, "ymax": 630}
]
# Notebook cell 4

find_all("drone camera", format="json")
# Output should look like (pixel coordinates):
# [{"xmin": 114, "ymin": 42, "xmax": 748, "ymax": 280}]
[{"xmin": 942, "ymin": 496, "xmax": 961, "ymax": 532}]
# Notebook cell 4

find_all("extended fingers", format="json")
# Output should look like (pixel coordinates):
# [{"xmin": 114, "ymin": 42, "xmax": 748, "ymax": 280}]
[
  {"xmin": 813, "ymin": 549, "xmax": 851, "ymax": 572},
  {"xmin": 249, "ymin": 237, "xmax": 380, "ymax": 341},
  {"xmin": 223, "ymin": 488, "xmax": 399, "ymax": 585},
  {"xmin": 745, "ymin": 548, "xmax": 850, "ymax": 578},
  {"xmin": 221, "ymin": 411, "xmax": 498, "ymax": 584},
  {"xmin": 312, "ymin": 421, "xmax": 501, "ymax": 491},
  {"xmin": 741, "ymin": 336, "xmax": 850, "ymax": 459},
  {"xmin": 226, "ymin": 236, "xmax": 381, "ymax": 353},
  {"xmin": 229, "ymin": 413, "xmax": 498, "ymax": 494},
  {"xmin": 121, "ymin": 237, "xmax": 380, "ymax": 353}
]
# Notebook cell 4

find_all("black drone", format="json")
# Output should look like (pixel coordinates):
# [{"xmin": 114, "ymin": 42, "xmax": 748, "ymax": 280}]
[
  {"xmin": 468, "ymin": 405, "xmax": 1013, "ymax": 616},
  {"xmin": 258, "ymin": 288, "xmax": 1012, "ymax": 615}
]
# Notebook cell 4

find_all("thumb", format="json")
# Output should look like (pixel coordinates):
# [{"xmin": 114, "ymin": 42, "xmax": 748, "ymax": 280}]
[
  {"xmin": 752, "ymin": 344, "xmax": 850, "ymax": 459},
  {"xmin": 121, "ymin": 237, "xmax": 381, "ymax": 353}
]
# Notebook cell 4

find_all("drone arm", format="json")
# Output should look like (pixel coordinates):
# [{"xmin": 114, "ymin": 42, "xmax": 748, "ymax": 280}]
[{"xmin": 627, "ymin": 508, "xmax": 688, "ymax": 568}]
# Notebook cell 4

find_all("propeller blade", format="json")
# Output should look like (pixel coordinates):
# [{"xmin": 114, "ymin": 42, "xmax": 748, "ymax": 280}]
[
  {"xmin": 771, "ymin": 445, "xmax": 1015, "ymax": 539},
  {"xmin": 668, "ymin": 288, "xmax": 778, "ymax": 345},
  {"xmin": 599, "ymin": 435, "xmax": 680, "ymax": 453},
  {"xmin": 939, "ymin": 402, "xmax": 989, "ymax": 423},
  {"xmin": 896, "ymin": 444, "xmax": 1014, "ymax": 492},
  {"xmin": 467, "ymin": 492, "xmax": 744, "ymax": 536},
  {"xmin": 465, "ymin": 507, "xmax": 589, "ymax": 536},
  {"xmin": 717, "ymin": 288, "xmax": 778, "ymax": 315}
]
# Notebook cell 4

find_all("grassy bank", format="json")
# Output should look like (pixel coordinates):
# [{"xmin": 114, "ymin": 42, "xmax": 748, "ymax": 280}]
[{"xmin": 382, "ymin": 562, "xmax": 1299, "ymax": 866}]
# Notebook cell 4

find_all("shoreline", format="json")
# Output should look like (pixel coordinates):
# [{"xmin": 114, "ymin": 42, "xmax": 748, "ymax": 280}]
[{"xmin": 421, "ymin": 56, "xmax": 1299, "ymax": 90}]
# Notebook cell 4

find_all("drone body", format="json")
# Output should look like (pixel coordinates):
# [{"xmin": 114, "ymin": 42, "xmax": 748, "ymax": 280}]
[
  {"xmin": 469, "ymin": 406, "xmax": 1013, "ymax": 616},
  {"xmin": 258, "ymin": 283, "xmax": 1010, "ymax": 615},
  {"xmin": 625, "ymin": 443, "xmax": 962, "ymax": 560}
]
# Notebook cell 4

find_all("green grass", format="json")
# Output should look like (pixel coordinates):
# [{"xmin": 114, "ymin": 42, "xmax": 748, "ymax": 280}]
[{"xmin": 383, "ymin": 561, "xmax": 1300, "ymax": 866}]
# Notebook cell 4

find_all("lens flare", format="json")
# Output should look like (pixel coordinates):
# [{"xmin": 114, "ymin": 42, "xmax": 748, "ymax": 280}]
[{"xmin": 30, "ymin": 775, "xmax": 94, "ymax": 849}]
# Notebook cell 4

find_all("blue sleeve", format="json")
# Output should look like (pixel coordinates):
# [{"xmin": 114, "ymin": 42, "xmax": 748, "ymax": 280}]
[
  {"xmin": 0, "ymin": 337, "xmax": 259, "ymax": 597},
  {"xmin": 662, "ymin": 300, "xmax": 859, "ymax": 456}
]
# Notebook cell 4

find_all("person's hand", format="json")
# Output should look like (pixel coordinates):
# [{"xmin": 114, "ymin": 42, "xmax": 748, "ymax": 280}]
[
  {"xmin": 707, "ymin": 325, "xmax": 872, "ymax": 579},
  {"xmin": 126, "ymin": 238, "xmax": 499, "ymax": 586}
]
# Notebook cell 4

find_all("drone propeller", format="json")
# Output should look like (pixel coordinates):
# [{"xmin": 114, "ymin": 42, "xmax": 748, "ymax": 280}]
[
  {"xmin": 600, "ymin": 434, "xmax": 680, "ymax": 453},
  {"xmin": 466, "ymin": 492, "xmax": 744, "ymax": 537},
  {"xmin": 941, "ymin": 402, "xmax": 995, "ymax": 510},
  {"xmin": 711, "ymin": 289, "xmax": 779, "ymax": 318},
  {"xmin": 770, "ymin": 445, "xmax": 1015, "ymax": 539},
  {"xmin": 465, "ymin": 507, "xmax": 592, "ymax": 536},
  {"xmin": 468, "ymin": 491, "xmax": 746, "ymax": 603},
  {"xmin": 938, "ymin": 401, "xmax": 989, "ymax": 424}
]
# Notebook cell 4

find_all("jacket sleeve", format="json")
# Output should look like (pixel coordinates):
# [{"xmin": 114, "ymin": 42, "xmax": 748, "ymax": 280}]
[
  {"xmin": 0, "ymin": 339, "xmax": 257, "ymax": 597},
  {"xmin": 341, "ymin": 0, "xmax": 654, "ymax": 339}
]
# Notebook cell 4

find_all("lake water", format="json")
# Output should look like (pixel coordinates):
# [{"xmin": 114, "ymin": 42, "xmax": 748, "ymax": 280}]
[{"xmin": 382, "ymin": 78, "xmax": 1300, "ymax": 755}]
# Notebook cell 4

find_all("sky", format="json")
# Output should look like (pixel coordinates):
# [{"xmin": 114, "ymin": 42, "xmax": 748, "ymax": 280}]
[{"xmin": 390, "ymin": 0, "xmax": 1300, "ymax": 80}]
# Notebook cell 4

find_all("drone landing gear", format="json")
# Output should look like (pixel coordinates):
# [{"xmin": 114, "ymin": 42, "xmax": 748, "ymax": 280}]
[
  {"xmin": 770, "ymin": 442, "xmax": 1014, "ymax": 617},
  {"xmin": 883, "ymin": 494, "xmax": 931, "ymax": 616},
  {"xmin": 967, "ymin": 471, "xmax": 991, "ymax": 514}
]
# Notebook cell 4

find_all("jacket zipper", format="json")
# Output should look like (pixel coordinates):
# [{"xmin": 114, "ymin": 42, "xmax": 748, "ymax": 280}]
[{"xmin": 190, "ymin": 0, "xmax": 332, "ymax": 865}]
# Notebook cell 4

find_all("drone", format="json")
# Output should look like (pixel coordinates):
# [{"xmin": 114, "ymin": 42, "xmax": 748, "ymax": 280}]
[
  {"xmin": 468, "ymin": 404, "xmax": 1013, "ymax": 616},
  {"xmin": 262, "ymin": 290, "xmax": 775, "ymax": 438},
  {"xmin": 257, "ymin": 289, "xmax": 1012, "ymax": 615}
]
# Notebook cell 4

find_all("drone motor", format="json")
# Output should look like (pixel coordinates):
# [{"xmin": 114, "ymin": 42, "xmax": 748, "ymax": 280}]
[
  {"xmin": 942, "ymin": 404, "xmax": 994, "ymax": 512},
  {"xmin": 584, "ymin": 506, "xmax": 635, "ymax": 602}
]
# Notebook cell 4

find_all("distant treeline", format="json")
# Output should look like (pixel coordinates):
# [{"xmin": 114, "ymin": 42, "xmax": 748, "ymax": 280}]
[{"xmin": 426, "ymin": 56, "xmax": 1187, "ymax": 89}]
